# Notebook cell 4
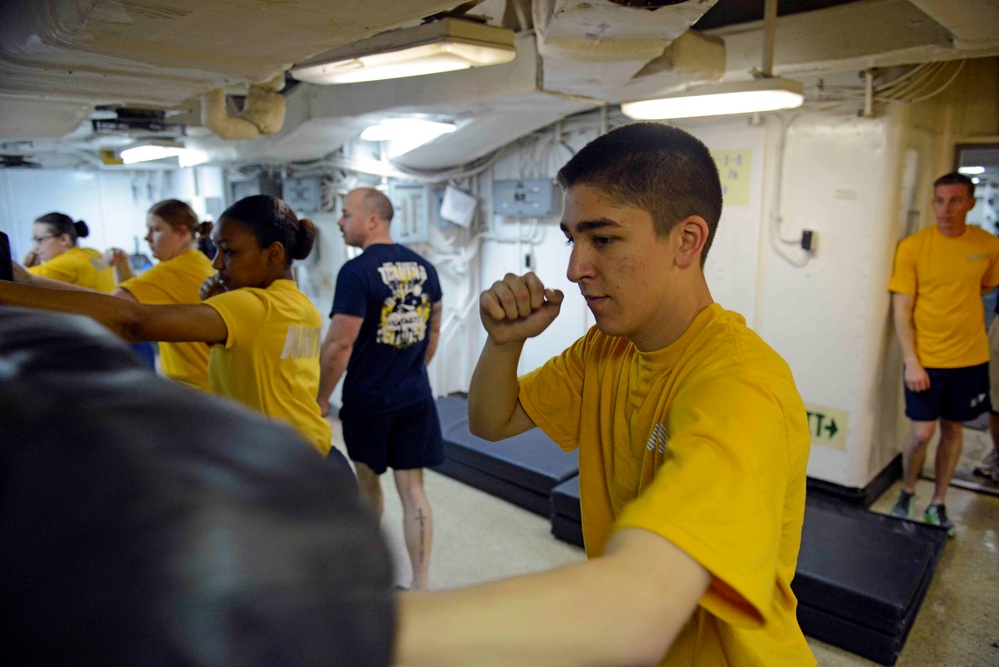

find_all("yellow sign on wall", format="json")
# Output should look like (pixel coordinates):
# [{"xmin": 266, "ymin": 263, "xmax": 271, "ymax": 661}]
[
  {"xmin": 803, "ymin": 403, "xmax": 849, "ymax": 451},
  {"xmin": 710, "ymin": 149, "xmax": 752, "ymax": 206}
]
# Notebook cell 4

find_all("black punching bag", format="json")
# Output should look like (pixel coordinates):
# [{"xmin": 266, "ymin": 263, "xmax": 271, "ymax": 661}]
[{"xmin": 0, "ymin": 307, "xmax": 395, "ymax": 666}]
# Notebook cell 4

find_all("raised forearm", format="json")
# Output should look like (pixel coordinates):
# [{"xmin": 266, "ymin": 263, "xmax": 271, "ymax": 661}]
[
  {"xmin": 467, "ymin": 338, "xmax": 528, "ymax": 440},
  {"xmin": 112, "ymin": 259, "xmax": 134, "ymax": 284}
]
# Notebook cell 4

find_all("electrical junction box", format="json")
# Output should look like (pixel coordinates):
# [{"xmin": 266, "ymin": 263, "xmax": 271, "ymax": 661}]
[
  {"xmin": 389, "ymin": 182, "xmax": 430, "ymax": 243},
  {"xmin": 282, "ymin": 177, "xmax": 322, "ymax": 213},
  {"xmin": 492, "ymin": 179, "xmax": 557, "ymax": 217}
]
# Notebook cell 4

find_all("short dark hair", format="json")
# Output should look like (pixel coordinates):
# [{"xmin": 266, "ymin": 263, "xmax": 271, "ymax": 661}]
[
  {"xmin": 934, "ymin": 172, "xmax": 975, "ymax": 198},
  {"xmin": 220, "ymin": 195, "xmax": 316, "ymax": 265},
  {"xmin": 556, "ymin": 122, "xmax": 723, "ymax": 266},
  {"xmin": 34, "ymin": 212, "xmax": 89, "ymax": 246}
]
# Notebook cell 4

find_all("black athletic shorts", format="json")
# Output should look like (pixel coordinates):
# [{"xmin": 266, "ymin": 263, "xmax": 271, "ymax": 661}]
[
  {"xmin": 340, "ymin": 398, "xmax": 444, "ymax": 475},
  {"xmin": 904, "ymin": 363, "xmax": 991, "ymax": 422}
]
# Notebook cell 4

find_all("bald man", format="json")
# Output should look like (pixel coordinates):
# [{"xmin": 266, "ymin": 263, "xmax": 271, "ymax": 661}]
[{"xmin": 318, "ymin": 188, "xmax": 443, "ymax": 590}]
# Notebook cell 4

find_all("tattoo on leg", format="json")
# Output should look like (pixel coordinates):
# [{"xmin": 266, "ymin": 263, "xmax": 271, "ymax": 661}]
[{"xmin": 417, "ymin": 508, "xmax": 426, "ymax": 564}]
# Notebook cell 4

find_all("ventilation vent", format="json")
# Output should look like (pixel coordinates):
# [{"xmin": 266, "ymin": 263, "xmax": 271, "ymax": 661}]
[
  {"xmin": 91, "ymin": 109, "xmax": 183, "ymax": 136},
  {"xmin": 0, "ymin": 155, "xmax": 42, "ymax": 168}
]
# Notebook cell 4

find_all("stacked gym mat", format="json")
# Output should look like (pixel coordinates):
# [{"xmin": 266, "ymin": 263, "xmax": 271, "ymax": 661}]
[
  {"xmin": 550, "ymin": 472, "xmax": 948, "ymax": 665},
  {"xmin": 434, "ymin": 396, "xmax": 949, "ymax": 665},
  {"xmin": 550, "ymin": 474, "xmax": 584, "ymax": 547},
  {"xmin": 433, "ymin": 396, "xmax": 579, "ymax": 516},
  {"xmin": 793, "ymin": 497, "xmax": 949, "ymax": 665}
]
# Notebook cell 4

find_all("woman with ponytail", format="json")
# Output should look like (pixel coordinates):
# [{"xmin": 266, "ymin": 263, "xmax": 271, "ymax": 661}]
[
  {"xmin": 104, "ymin": 199, "xmax": 216, "ymax": 391},
  {"xmin": 24, "ymin": 212, "xmax": 115, "ymax": 291},
  {"xmin": 1, "ymin": 195, "xmax": 331, "ymax": 456}
]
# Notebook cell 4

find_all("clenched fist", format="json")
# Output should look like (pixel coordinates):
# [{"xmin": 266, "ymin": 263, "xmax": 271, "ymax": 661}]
[
  {"xmin": 479, "ymin": 272, "xmax": 564, "ymax": 345},
  {"xmin": 199, "ymin": 273, "xmax": 225, "ymax": 300}
]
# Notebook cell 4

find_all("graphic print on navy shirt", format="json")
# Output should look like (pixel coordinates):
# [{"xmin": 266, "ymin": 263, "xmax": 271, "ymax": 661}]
[{"xmin": 376, "ymin": 261, "xmax": 433, "ymax": 348}]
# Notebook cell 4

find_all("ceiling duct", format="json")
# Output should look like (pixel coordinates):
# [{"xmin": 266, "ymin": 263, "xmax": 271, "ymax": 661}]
[
  {"xmin": 0, "ymin": 0, "xmax": 462, "ymax": 123},
  {"xmin": 906, "ymin": 0, "xmax": 999, "ymax": 52},
  {"xmin": 213, "ymin": 33, "xmax": 596, "ymax": 169},
  {"xmin": 707, "ymin": 0, "xmax": 976, "ymax": 79},
  {"xmin": 0, "ymin": 97, "xmax": 92, "ymax": 139},
  {"xmin": 531, "ymin": 0, "xmax": 724, "ymax": 101}
]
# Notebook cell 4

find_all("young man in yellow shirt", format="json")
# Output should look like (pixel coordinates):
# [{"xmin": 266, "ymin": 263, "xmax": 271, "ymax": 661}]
[
  {"xmin": 888, "ymin": 172, "xmax": 999, "ymax": 536},
  {"xmin": 396, "ymin": 123, "xmax": 815, "ymax": 666}
]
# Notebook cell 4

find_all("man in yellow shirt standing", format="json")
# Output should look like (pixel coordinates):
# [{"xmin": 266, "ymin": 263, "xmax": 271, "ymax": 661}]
[
  {"xmin": 396, "ymin": 123, "xmax": 815, "ymax": 666},
  {"xmin": 888, "ymin": 172, "xmax": 999, "ymax": 536}
]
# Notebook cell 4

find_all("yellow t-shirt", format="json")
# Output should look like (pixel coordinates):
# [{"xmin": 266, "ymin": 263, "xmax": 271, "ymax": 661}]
[
  {"xmin": 204, "ymin": 279, "xmax": 332, "ymax": 455},
  {"xmin": 119, "ymin": 249, "xmax": 215, "ymax": 391},
  {"xmin": 27, "ymin": 247, "xmax": 114, "ymax": 293},
  {"xmin": 519, "ymin": 304, "xmax": 815, "ymax": 667},
  {"xmin": 889, "ymin": 225, "xmax": 999, "ymax": 368}
]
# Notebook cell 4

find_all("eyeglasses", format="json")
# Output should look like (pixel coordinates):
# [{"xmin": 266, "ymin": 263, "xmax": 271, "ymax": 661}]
[{"xmin": 32, "ymin": 235, "xmax": 57, "ymax": 244}]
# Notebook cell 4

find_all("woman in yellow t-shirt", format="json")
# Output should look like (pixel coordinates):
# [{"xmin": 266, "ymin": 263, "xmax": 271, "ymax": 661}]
[
  {"xmin": 24, "ymin": 212, "xmax": 114, "ymax": 292},
  {"xmin": 105, "ymin": 199, "xmax": 216, "ymax": 391},
  {"xmin": 1, "ymin": 195, "xmax": 333, "ymax": 458}
]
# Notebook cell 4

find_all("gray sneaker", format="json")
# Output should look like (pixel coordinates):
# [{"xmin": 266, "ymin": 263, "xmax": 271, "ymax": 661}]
[
  {"xmin": 972, "ymin": 451, "xmax": 999, "ymax": 483},
  {"xmin": 889, "ymin": 491, "xmax": 915, "ymax": 519},
  {"xmin": 924, "ymin": 503, "xmax": 956, "ymax": 538}
]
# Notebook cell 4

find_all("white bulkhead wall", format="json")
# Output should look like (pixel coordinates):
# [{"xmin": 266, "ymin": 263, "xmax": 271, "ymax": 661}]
[
  {"xmin": 0, "ymin": 169, "xmax": 178, "ymax": 257},
  {"xmin": 752, "ymin": 114, "xmax": 907, "ymax": 489}
]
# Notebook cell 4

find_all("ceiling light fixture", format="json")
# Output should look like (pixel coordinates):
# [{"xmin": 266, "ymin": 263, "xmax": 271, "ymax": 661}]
[
  {"xmin": 621, "ymin": 0, "xmax": 803, "ymax": 120},
  {"xmin": 958, "ymin": 166, "xmax": 985, "ymax": 175},
  {"xmin": 290, "ymin": 18, "xmax": 516, "ymax": 85},
  {"xmin": 360, "ymin": 119, "xmax": 456, "ymax": 142},
  {"xmin": 361, "ymin": 118, "xmax": 458, "ymax": 158},
  {"xmin": 120, "ymin": 141, "xmax": 185, "ymax": 165},
  {"xmin": 621, "ymin": 77, "xmax": 804, "ymax": 120}
]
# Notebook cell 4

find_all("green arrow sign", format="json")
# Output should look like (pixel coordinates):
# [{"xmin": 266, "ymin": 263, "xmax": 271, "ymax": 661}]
[{"xmin": 804, "ymin": 403, "xmax": 849, "ymax": 451}]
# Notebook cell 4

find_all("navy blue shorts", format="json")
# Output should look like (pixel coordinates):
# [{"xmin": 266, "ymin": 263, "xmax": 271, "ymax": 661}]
[
  {"xmin": 904, "ymin": 363, "xmax": 991, "ymax": 422},
  {"xmin": 340, "ymin": 398, "xmax": 444, "ymax": 475}
]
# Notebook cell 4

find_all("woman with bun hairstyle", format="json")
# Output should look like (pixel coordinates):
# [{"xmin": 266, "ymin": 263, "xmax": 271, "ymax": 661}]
[
  {"xmin": 24, "ymin": 212, "xmax": 115, "ymax": 292},
  {"xmin": 1, "ymin": 195, "xmax": 331, "ymax": 456},
  {"xmin": 101, "ymin": 199, "xmax": 217, "ymax": 391}
]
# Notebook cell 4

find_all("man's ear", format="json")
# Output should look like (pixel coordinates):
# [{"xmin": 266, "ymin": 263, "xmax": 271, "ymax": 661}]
[{"xmin": 674, "ymin": 216, "xmax": 709, "ymax": 269}]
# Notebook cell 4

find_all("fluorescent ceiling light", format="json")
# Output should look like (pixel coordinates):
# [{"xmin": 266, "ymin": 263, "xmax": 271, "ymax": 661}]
[
  {"xmin": 958, "ymin": 166, "xmax": 985, "ymax": 175},
  {"xmin": 361, "ymin": 119, "xmax": 456, "ymax": 142},
  {"xmin": 291, "ymin": 18, "xmax": 516, "ymax": 85},
  {"xmin": 621, "ymin": 77, "xmax": 805, "ymax": 120},
  {"xmin": 120, "ymin": 141, "xmax": 185, "ymax": 165},
  {"xmin": 361, "ymin": 119, "xmax": 458, "ymax": 159},
  {"xmin": 178, "ymin": 149, "xmax": 210, "ymax": 168}
]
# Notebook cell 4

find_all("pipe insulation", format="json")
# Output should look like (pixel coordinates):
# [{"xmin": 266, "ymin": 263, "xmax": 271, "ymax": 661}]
[{"xmin": 202, "ymin": 74, "xmax": 287, "ymax": 140}]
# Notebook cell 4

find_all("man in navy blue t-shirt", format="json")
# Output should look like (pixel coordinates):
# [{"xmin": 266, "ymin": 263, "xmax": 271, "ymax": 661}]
[{"xmin": 318, "ymin": 187, "xmax": 443, "ymax": 590}]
